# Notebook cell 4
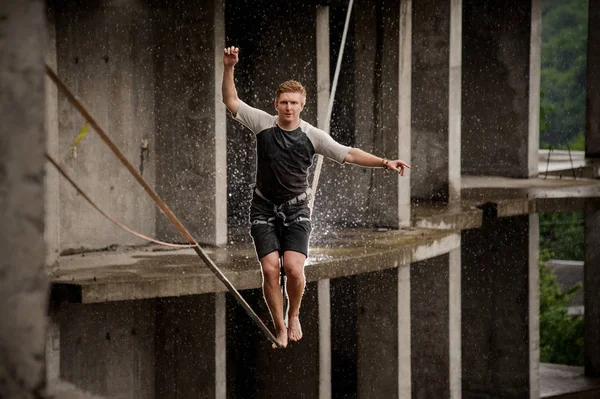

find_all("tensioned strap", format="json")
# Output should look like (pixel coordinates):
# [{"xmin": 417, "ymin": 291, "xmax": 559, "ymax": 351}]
[
  {"xmin": 45, "ymin": 64, "xmax": 282, "ymax": 348},
  {"xmin": 310, "ymin": 0, "xmax": 355, "ymax": 211}
]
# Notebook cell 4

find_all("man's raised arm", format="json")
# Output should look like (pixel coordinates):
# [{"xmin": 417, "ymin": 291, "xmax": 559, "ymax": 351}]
[{"xmin": 222, "ymin": 46, "xmax": 240, "ymax": 114}]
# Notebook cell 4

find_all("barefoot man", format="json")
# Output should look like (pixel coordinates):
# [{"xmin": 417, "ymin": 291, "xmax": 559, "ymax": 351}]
[{"xmin": 222, "ymin": 46, "xmax": 410, "ymax": 348}]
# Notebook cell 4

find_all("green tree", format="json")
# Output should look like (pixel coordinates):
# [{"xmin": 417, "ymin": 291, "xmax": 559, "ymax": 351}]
[
  {"xmin": 539, "ymin": 251, "xmax": 584, "ymax": 366},
  {"xmin": 539, "ymin": 212, "xmax": 584, "ymax": 261},
  {"xmin": 541, "ymin": 0, "xmax": 588, "ymax": 148}
]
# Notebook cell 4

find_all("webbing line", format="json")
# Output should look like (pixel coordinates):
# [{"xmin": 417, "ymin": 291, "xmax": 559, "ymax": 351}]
[
  {"xmin": 45, "ymin": 64, "xmax": 282, "ymax": 348},
  {"xmin": 310, "ymin": 0, "xmax": 355, "ymax": 211},
  {"xmin": 46, "ymin": 153, "xmax": 194, "ymax": 248}
]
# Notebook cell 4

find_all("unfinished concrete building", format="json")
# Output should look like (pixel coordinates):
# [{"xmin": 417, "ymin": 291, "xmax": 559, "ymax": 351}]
[{"xmin": 2, "ymin": 0, "xmax": 600, "ymax": 397}]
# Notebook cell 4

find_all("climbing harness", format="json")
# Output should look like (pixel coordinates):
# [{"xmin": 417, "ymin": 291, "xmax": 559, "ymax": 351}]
[{"xmin": 45, "ymin": 64, "xmax": 283, "ymax": 348}]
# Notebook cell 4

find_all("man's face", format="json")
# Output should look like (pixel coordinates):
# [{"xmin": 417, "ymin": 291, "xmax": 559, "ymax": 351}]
[{"xmin": 274, "ymin": 92, "xmax": 305, "ymax": 125}]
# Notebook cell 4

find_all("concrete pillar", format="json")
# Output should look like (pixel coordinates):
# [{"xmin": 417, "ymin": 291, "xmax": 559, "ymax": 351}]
[
  {"xmin": 55, "ymin": 0, "xmax": 156, "ymax": 250},
  {"xmin": 584, "ymin": 199, "xmax": 600, "ymax": 376},
  {"xmin": 226, "ymin": 284, "xmax": 321, "ymax": 398},
  {"xmin": 154, "ymin": 0, "xmax": 226, "ymax": 246},
  {"xmin": 462, "ymin": 210, "xmax": 540, "ymax": 398},
  {"xmin": 462, "ymin": 0, "xmax": 541, "ymax": 178},
  {"xmin": 411, "ymin": 249, "xmax": 461, "ymax": 398},
  {"xmin": 587, "ymin": 0, "xmax": 600, "ymax": 158},
  {"xmin": 58, "ymin": 300, "xmax": 156, "ymax": 398},
  {"xmin": 411, "ymin": 0, "xmax": 461, "ymax": 203},
  {"xmin": 156, "ymin": 294, "xmax": 226, "ymax": 398},
  {"xmin": 0, "ymin": 1, "xmax": 48, "ymax": 396}
]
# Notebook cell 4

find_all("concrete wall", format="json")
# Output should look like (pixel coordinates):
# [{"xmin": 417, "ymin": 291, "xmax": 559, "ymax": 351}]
[
  {"xmin": 58, "ymin": 301, "xmax": 156, "ymax": 399},
  {"xmin": 462, "ymin": 0, "xmax": 540, "ymax": 178},
  {"xmin": 587, "ymin": 0, "xmax": 600, "ymax": 158},
  {"xmin": 48, "ymin": 0, "xmax": 228, "ymax": 252},
  {"xmin": 226, "ymin": 285, "xmax": 320, "ymax": 398},
  {"xmin": 411, "ymin": 0, "xmax": 461, "ymax": 203},
  {"xmin": 224, "ymin": 0, "xmax": 320, "ymax": 226},
  {"xmin": 584, "ymin": 199, "xmax": 600, "ymax": 377},
  {"xmin": 316, "ymin": 0, "xmax": 409, "ymax": 228},
  {"xmin": 411, "ymin": 252, "xmax": 461, "ymax": 399},
  {"xmin": 0, "ymin": 1, "xmax": 49, "ymax": 396},
  {"xmin": 154, "ymin": 0, "xmax": 227, "ymax": 246},
  {"xmin": 462, "ymin": 210, "xmax": 540, "ymax": 398},
  {"xmin": 53, "ymin": 0, "xmax": 156, "ymax": 250}
]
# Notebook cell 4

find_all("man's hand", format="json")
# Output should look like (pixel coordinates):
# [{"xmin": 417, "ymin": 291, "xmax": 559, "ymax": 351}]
[
  {"xmin": 384, "ymin": 159, "xmax": 411, "ymax": 176},
  {"xmin": 224, "ymin": 46, "xmax": 239, "ymax": 68}
]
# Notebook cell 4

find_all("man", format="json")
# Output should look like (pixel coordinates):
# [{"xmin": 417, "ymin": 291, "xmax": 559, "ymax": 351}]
[{"xmin": 222, "ymin": 46, "xmax": 410, "ymax": 349}]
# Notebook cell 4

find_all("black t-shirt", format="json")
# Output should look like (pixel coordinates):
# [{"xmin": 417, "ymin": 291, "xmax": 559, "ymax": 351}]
[{"xmin": 234, "ymin": 100, "xmax": 351, "ymax": 204}]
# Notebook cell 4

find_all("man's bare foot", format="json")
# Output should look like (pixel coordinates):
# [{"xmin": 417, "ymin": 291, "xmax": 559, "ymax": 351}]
[
  {"xmin": 272, "ymin": 327, "xmax": 288, "ymax": 349},
  {"xmin": 288, "ymin": 316, "xmax": 303, "ymax": 342}
]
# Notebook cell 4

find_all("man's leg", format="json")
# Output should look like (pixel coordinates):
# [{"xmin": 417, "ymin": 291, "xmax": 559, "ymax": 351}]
[
  {"xmin": 282, "ymin": 250, "xmax": 307, "ymax": 342},
  {"xmin": 260, "ymin": 251, "xmax": 288, "ymax": 348}
]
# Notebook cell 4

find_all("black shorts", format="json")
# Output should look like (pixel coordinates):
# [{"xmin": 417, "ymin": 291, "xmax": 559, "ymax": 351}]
[{"xmin": 249, "ymin": 192, "xmax": 312, "ymax": 260}]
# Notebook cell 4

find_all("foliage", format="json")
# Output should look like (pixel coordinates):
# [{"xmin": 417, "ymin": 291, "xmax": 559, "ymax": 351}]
[
  {"xmin": 539, "ymin": 212, "xmax": 585, "ymax": 261},
  {"xmin": 539, "ymin": 250, "xmax": 584, "ymax": 366},
  {"xmin": 540, "ymin": 0, "xmax": 589, "ymax": 147}
]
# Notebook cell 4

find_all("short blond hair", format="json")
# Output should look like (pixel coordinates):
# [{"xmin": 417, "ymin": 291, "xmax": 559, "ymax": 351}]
[{"xmin": 276, "ymin": 80, "xmax": 306, "ymax": 105}]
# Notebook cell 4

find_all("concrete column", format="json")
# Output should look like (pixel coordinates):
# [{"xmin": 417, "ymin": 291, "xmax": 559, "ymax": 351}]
[
  {"xmin": 411, "ymin": 250, "xmax": 461, "ymax": 398},
  {"xmin": 462, "ymin": 0, "xmax": 541, "ymax": 178},
  {"xmin": 55, "ymin": 0, "xmax": 156, "ymax": 250},
  {"xmin": 587, "ymin": 0, "xmax": 600, "ymax": 158},
  {"xmin": 355, "ymin": 265, "xmax": 411, "ymax": 398},
  {"xmin": 0, "ymin": 1, "xmax": 48, "ymax": 396},
  {"xmin": 411, "ymin": 0, "xmax": 461, "ymax": 203},
  {"xmin": 584, "ymin": 199, "xmax": 600, "ymax": 376},
  {"xmin": 58, "ymin": 300, "xmax": 156, "ymax": 398},
  {"xmin": 449, "ymin": 246, "xmax": 462, "ymax": 399},
  {"xmin": 45, "ymin": 1, "xmax": 60, "ymax": 268},
  {"xmin": 154, "ymin": 0, "xmax": 226, "ymax": 246},
  {"xmin": 398, "ymin": 0, "xmax": 413, "ymax": 226},
  {"xmin": 156, "ymin": 294, "xmax": 224, "ymax": 399},
  {"xmin": 462, "ymin": 210, "xmax": 540, "ymax": 398}
]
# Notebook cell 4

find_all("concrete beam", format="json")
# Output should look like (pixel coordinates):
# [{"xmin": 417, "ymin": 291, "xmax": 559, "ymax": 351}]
[
  {"xmin": 585, "ymin": 199, "xmax": 600, "ymax": 376},
  {"xmin": 0, "ymin": 0, "xmax": 48, "ymax": 396},
  {"xmin": 587, "ymin": 0, "xmax": 600, "ymax": 158},
  {"xmin": 462, "ymin": 210, "xmax": 540, "ymax": 398},
  {"xmin": 462, "ymin": 0, "xmax": 541, "ymax": 178}
]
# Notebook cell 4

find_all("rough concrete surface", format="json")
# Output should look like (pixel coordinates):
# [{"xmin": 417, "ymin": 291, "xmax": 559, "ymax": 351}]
[{"xmin": 0, "ymin": 1, "xmax": 49, "ymax": 397}]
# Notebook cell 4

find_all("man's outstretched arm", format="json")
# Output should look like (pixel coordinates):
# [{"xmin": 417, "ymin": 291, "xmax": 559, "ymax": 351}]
[
  {"xmin": 222, "ymin": 46, "xmax": 240, "ymax": 114},
  {"xmin": 344, "ymin": 147, "xmax": 411, "ymax": 176}
]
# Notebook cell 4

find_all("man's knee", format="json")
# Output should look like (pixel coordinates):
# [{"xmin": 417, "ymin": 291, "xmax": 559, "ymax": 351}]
[
  {"xmin": 283, "ymin": 259, "xmax": 305, "ymax": 281},
  {"xmin": 260, "ymin": 252, "xmax": 281, "ymax": 281}
]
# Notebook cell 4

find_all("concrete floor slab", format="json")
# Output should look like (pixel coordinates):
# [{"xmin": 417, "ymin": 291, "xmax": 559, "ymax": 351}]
[
  {"xmin": 540, "ymin": 363, "xmax": 600, "ymax": 398},
  {"xmin": 50, "ymin": 227, "xmax": 459, "ymax": 303},
  {"xmin": 412, "ymin": 177, "xmax": 600, "ymax": 230}
]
